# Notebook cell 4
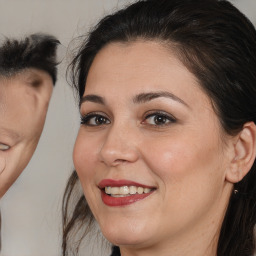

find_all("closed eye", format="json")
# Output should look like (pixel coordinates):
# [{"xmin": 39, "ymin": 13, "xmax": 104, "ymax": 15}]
[
  {"xmin": 142, "ymin": 111, "xmax": 176, "ymax": 126},
  {"xmin": 0, "ymin": 143, "xmax": 10, "ymax": 151},
  {"xmin": 81, "ymin": 113, "xmax": 111, "ymax": 126}
]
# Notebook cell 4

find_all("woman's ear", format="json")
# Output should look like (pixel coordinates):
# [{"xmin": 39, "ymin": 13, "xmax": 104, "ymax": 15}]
[{"xmin": 225, "ymin": 122, "xmax": 256, "ymax": 184}]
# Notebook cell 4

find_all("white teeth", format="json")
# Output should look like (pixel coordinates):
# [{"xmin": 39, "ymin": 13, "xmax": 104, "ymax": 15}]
[
  {"xmin": 144, "ymin": 188, "xmax": 151, "ymax": 193},
  {"xmin": 119, "ymin": 186, "xmax": 129, "ymax": 195},
  {"xmin": 129, "ymin": 186, "xmax": 137, "ymax": 194},
  {"xmin": 137, "ymin": 187, "xmax": 144, "ymax": 194},
  {"xmin": 105, "ymin": 187, "xmax": 112, "ymax": 194},
  {"xmin": 104, "ymin": 186, "xmax": 153, "ymax": 196},
  {"xmin": 111, "ymin": 187, "xmax": 120, "ymax": 195}
]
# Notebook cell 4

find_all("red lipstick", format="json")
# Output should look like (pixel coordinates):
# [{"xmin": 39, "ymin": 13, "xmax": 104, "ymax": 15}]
[{"xmin": 99, "ymin": 179, "xmax": 155, "ymax": 207}]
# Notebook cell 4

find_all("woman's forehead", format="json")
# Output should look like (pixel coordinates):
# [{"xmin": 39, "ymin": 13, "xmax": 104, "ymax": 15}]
[{"xmin": 85, "ymin": 41, "xmax": 208, "ymax": 105}]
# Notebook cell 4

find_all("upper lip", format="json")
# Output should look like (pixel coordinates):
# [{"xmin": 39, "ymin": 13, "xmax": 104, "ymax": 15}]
[{"xmin": 98, "ymin": 179, "xmax": 155, "ymax": 189}]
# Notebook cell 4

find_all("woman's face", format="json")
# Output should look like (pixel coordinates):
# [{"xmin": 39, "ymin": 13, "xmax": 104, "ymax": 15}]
[
  {"xmin": 74, "ymin": 41, "xmax": 233, "ymax": 252},
  {"xmin": 0, "ymin": 69, "xmax": 53, "ymax": 197}
]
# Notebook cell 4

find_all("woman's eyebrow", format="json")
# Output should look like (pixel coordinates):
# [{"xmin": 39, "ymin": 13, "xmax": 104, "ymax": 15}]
[
  {"xmin": 79, "ymin": 91, "xmax": 189, "ymax": 108},
  {"xmin": 133, "ymin": 91, "xmax": 189, "ymax": 108},
  {"xmin": 79, "ymin": 94, "xmax": 105, "ymax": 108}
]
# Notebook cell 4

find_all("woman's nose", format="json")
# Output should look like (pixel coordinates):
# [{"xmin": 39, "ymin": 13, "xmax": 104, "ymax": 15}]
[{"xmin": 99, "ymin": 123, "xmax": 140, "ymax": 167}]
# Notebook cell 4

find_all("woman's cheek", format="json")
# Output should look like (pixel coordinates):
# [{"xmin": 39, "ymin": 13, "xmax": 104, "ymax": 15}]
[
  {"xmin": 73, "ymin": 131, "xmax": 98, "ymax": 179},
  {"xmin": 142, "ymin": 135, "xmax": 188, "ymax": 175}
]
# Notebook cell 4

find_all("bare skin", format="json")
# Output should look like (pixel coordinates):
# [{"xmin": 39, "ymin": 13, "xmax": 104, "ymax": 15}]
[
  {"xmin": 0, "ymin": 69, "xmax": 53, "ymax": 197},
  {"xmin": 74, "ymin": 41, "xmax": 256, "ymax": 256}
]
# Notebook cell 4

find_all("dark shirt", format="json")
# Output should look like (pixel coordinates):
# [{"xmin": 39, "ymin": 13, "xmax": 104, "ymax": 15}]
[{"xmin": 110, "ymin": 246, "xmax": 121, "ymax": 256}]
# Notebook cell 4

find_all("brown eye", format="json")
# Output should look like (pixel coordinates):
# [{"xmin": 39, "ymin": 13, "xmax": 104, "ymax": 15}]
[
  {"xmin": 144, "ymin": 112, "xmax": 176, "ymax": 126},
  {"xmin": 154, "ymin": 115, "xmax": 167, "ymax": 125},
  {"xmin": 81, "ymin": 114, "xmax": 110, "ymax": 126},
  {"xmin": 94, "ymin": 116, "xmax": 108, "ymax": 125}
]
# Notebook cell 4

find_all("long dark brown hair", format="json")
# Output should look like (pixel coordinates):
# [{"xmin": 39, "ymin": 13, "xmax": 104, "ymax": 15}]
[{"xmin": 63, "ymin": 0, "xmax": 256, "ymax": 255}]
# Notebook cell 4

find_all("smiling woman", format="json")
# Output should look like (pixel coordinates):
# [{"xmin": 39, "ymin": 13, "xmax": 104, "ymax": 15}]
[{"xmin": 62, "ymin": 0, "xmax": 256, "ymax": 256}]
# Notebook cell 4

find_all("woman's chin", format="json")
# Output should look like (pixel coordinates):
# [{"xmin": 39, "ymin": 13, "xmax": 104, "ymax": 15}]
[{"xmin": 102, "ymin": 226, "xmax": 152, "ymax": 248}]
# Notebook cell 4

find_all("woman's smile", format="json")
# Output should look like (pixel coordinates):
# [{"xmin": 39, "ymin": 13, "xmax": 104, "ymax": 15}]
[{"xmin": 98, "ymin": 179, "xmax": 156, "ymax": 206}]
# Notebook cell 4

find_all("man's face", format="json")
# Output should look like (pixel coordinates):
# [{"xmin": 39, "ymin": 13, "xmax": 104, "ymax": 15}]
[{"xmin": 0, "ymin": 69, "xmax": 53, "ymax": 197}]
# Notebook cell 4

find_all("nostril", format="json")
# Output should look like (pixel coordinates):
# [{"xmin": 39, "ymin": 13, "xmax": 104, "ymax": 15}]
[
  {"xmin": 109, "ymin": 159, "xmax": 129, "ymax": 166},
  {"xmin": 115, "ymin": 159, "xmax": 127, "ymax": 163}
]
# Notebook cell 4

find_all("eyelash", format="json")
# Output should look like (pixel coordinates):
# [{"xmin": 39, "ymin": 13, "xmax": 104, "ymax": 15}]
[
  {"xmin": 80, "ymin": 112, "xmax": 110, "ymax": 126},
  {"xmin": 80, "ymin": 111, "xmax": 176, "ymax": 127},
  {"xmin": 143, "ymin": 111, "xmax": 176, "ymax": 127}
]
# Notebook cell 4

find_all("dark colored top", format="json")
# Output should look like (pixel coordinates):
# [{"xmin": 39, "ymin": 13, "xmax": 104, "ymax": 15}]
[{"xmin": 110, "ymin": 246, "xmax": 121, "ymax": 256}]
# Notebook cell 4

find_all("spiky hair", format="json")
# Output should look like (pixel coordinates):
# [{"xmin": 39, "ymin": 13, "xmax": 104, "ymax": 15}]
[{"xmin": 0, "ymin": 33, "xmax": 60, "ymax": 84}]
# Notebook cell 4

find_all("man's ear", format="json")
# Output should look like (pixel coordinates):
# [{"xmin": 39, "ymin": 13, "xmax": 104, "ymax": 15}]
[{"xmin": 225, "ymin": 122, "xmax": 256, "ymax": 184}]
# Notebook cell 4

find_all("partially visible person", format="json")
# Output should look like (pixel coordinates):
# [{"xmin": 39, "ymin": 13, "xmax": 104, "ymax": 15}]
[
  {"xmin": 62, "ymin": 0, "xmax": 256, "ymax": 256},
  {"xmin": 0, "ymin": 33, "xmax": 59, "ymax": 198}
]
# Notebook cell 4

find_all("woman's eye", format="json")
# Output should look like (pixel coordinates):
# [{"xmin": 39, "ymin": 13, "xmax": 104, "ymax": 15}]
[
  {"xmin": 0, "ymin": 143, "xmax": 10, "ymax": 151},
  {"xmin": 143, "ymin": 112, "xmax": 176, "ymax": 126},
  {"xmin": 81, "ymin": 114, "xmax": 110, "ymax": 126}
]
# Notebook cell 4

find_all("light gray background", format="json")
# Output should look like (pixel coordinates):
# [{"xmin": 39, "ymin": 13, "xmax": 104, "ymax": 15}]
[{"xmin": 0, "ymin": 0, "xmax": 255, "ymax": 256}]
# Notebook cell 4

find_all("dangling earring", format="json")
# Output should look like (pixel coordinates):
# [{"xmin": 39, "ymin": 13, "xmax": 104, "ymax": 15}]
[{"xmin": 233, "ymin": 170, "xmax": 241, "ymax": 195}]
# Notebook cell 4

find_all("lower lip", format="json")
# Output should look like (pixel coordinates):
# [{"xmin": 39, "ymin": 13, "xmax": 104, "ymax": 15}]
[{"xmin": 101, "ymin": 190, "xmax": 153, "ymax": 207}]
